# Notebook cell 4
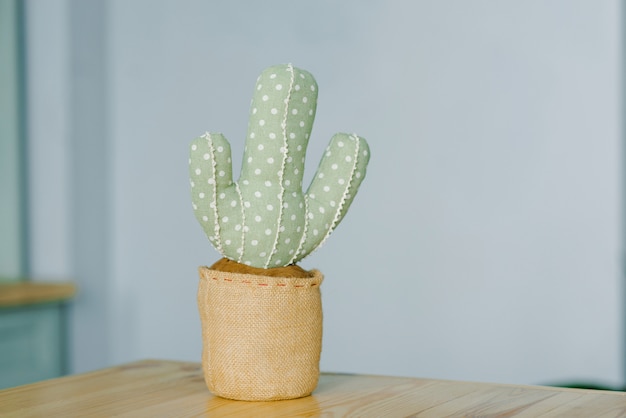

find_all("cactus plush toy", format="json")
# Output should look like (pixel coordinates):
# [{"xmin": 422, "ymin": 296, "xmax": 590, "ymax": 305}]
[
  {"xmin": 191, "ymin": 64, "xmax": 369, "ymax": 401},
  {"xmin": 190, "ymin": 63, "xmax": 369, "ymax": 268}
]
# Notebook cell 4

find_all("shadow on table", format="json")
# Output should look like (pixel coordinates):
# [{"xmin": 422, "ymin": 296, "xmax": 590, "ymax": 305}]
[{"xmin": 548, "ymin": 381, "xmax": 625, "ymax": 392}]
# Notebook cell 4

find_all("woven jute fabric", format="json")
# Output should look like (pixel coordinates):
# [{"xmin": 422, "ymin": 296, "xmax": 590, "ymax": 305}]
[{"xmin": 197, "ymin": 266, "xmax": 324, "ymax": 401}]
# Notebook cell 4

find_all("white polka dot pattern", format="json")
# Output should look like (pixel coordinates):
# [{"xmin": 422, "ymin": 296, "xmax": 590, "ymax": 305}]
[{"xmin": 189, "ymin": 64, "xmax": 370, "ymax": 268}]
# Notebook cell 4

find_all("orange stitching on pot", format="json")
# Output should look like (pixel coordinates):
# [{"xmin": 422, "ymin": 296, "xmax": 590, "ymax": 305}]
[{"xmin": 208, "ymin": 276, "xmax": 319, "ymax": 288}]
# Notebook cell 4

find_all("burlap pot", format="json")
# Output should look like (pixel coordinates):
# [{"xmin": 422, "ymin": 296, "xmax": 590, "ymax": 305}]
[{"xmin": 197, "ymin": 266, "xmax": 324, "ymax": 401}]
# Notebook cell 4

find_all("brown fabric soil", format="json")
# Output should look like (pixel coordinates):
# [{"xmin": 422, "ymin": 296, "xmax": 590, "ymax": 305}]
[{"xmin": 209, "ymin": 258, "xmax": 314, "ymax": 278}]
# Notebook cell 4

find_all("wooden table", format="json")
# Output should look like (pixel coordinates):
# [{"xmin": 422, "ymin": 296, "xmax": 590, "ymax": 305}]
[
  {"xmin": 0, "ymin": 359, "xmax": 624, "ymax": 417},
  {"xmin": 0, "ymin": 282, "xmax": 76, "ymax": 307}
]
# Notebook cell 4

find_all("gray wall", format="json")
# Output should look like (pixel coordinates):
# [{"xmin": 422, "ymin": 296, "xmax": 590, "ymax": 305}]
[
  {"xmin": 0, "ymin": 0, "xmax": 26, "ymax": 279},
  {"xmin": 27, "ymin": 0, "xmax": 623, "ymax": 386}
]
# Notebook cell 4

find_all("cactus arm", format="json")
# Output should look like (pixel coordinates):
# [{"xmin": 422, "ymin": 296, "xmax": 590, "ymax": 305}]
[
  {"xmin": 190, "ymin": 132, "xmax": 242, "ymax": 259},
  {"xmin": 289, "ymin": 133, "xmax": 370, "ymax": 263},
  {"xmin": 307, "ymin": 133, "xmax": 370, "ymax": 224}
]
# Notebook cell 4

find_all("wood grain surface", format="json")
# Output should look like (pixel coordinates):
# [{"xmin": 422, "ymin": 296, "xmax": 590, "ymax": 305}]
[{"xmin": 0, "ymin": 359, "xmax": 624, "ymax": 417}]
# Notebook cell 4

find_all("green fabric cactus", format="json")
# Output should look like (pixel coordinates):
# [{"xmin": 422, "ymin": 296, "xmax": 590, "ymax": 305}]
[{"xmin": 189, "ymin": 64, "xmax": 370, "ymax": 268}]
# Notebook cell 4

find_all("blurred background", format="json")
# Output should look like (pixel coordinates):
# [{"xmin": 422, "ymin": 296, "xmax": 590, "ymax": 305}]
[{"xmin": 1, "ymin": 0, "xmax": 623, "ymax": 389}]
